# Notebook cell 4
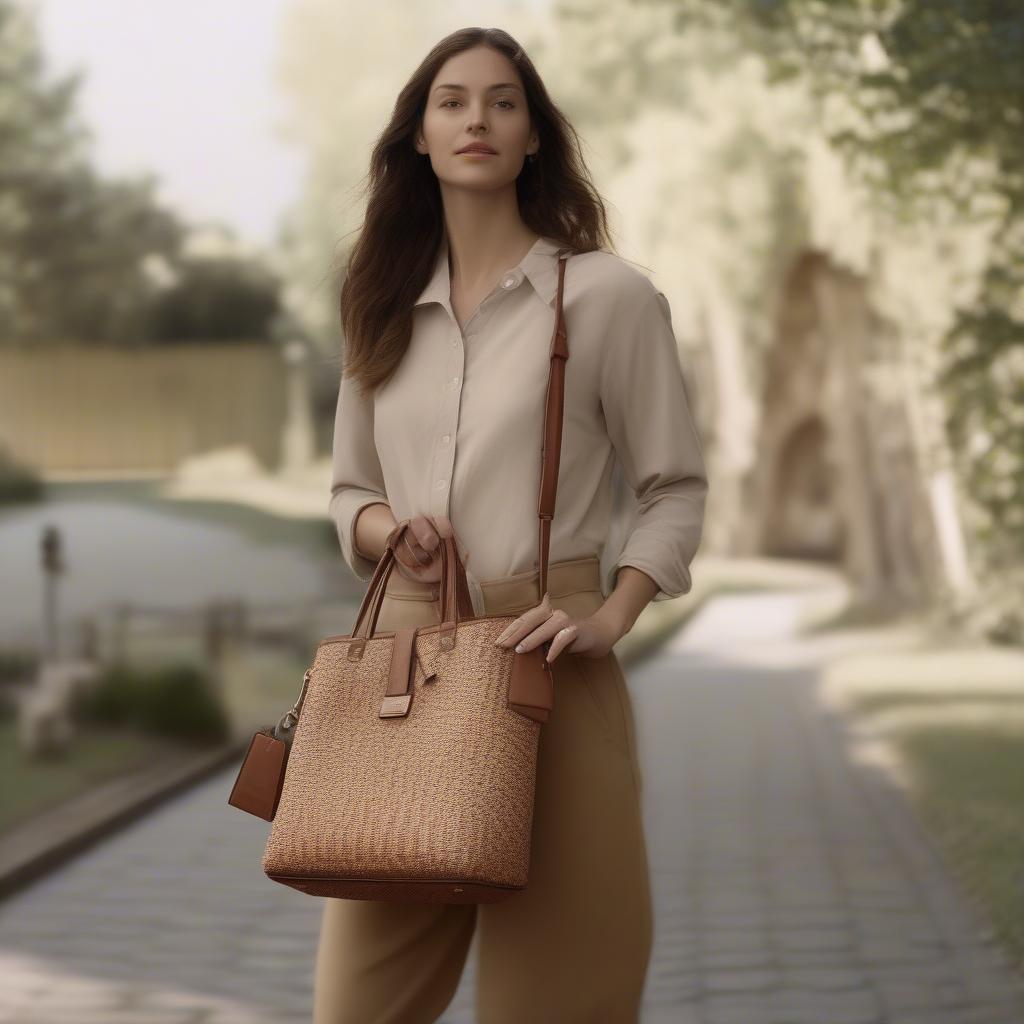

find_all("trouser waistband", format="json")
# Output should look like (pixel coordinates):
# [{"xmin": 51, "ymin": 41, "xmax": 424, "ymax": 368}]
[{"xmin": 382, "ymin": 554, "xmax": 604, "ymax": 617}]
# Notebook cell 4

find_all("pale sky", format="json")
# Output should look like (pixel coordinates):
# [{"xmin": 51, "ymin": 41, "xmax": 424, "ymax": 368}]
[{"xmin": 33, "ymin": 0, "xmax": 306, "ymax": 250}]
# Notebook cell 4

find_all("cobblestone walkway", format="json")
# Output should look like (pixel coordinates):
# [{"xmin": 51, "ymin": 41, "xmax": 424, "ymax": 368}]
[{"xmin": 2, "ymin": 585, "xmax": 1023, "ymax": 1023}]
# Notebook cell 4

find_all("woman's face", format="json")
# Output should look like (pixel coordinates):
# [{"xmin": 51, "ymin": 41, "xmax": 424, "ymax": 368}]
[{"xmin": 416, "ymin": 44, "xmax": 538, "ymax": 191}]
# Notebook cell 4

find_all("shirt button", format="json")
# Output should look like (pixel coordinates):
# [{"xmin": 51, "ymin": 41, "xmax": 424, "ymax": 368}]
[
  {"xmin": 435, "ymin": 479, "xmax": 446, "ymax": 489},
  {"xmin": 441, "ymin": 434, "xmax": 450, "ymax": 443},
  {"xmin": 450, "ymin": 376, "xmax": 459, "ymax": 387},
  {"xmin": 502, "ymin": 275, "xmax": 516, "ymax": 289}
]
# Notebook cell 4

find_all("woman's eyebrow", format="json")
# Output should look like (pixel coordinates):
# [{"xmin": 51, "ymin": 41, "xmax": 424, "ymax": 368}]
[{"xmin": 432, "ymin": 82, "xmax": 523, "ymax": 94}]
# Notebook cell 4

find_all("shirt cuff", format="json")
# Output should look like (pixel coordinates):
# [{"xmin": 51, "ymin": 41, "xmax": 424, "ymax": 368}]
[
  {"xmin": 612, "ymin": 523, "xmax": 699, "ymax": 602},
  {"xmin": 329, "ymin": 492, "xmax": 390, "ymax": 582}
]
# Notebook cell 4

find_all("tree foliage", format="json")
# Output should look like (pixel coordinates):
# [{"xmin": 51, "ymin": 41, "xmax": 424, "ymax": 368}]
[
  {"xmin": 664, "ymin": 0, "xmax": 1024, "ymax": 560},
  {"xmin": 0, "ymin": 1, "xmax": 283, "ymax": 345}
]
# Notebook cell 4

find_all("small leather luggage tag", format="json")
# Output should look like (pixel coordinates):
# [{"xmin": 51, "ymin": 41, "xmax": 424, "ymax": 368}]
[
  {"xmin": 508, "ymin": 645, "xmax": 554, "ymax": 723},
  {"xmin": 227, "ymin": 729, "xmax": 289, "ymax": 821}
]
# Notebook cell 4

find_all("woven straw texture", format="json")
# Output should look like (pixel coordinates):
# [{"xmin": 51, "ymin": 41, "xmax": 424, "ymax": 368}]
[{"xmin": 262, "ymin": 614, "xmax": 542, "ymax": 902}]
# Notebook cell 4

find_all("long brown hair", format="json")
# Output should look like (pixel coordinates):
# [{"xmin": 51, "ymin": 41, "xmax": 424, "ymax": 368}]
[{"xmin": 339, "ymin": 27, "xmax": 613, "ymax": 393}]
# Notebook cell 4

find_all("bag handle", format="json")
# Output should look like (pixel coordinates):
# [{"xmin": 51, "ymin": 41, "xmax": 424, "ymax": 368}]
[{"xmin": 347, "ymin": 522, "xmax": 473, "ymax": 653}]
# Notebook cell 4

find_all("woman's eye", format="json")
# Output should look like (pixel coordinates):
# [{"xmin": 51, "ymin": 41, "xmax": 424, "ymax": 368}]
[{"xmin": 439, "ymin": 98, "xmax": 515, "ymax": 109}]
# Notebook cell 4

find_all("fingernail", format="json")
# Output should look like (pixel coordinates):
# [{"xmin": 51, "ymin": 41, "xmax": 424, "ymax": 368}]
[{"xmin": 515, "ymin": 642, "xmax": 525, "ymax": 653}]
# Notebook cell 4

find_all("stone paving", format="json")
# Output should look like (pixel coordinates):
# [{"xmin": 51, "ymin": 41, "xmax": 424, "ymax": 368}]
[{"xmin": 2, "ymin": 584, "xmax": 1024, "ymax": 1023}]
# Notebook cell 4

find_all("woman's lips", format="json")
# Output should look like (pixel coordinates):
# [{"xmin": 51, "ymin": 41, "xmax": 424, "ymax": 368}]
[{"xmin": 458, "ymin": 149, "xmax": 496, "ymax": 156}]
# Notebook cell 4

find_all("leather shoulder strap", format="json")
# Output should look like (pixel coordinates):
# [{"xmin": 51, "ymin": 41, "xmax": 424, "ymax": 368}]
[{"xmin": 537, "ymin": 254, "xmax": 570, "ymax": 599}]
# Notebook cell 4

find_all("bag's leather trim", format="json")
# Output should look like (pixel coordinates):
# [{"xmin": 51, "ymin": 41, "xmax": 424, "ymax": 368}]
[
  {"xmin": 265, "ymin": 872, "xmax": 523, "ymax": 904},
  {"xmin": 318, "ymin": 612, "xmax": 521, "ymax": 645},
  {"xmin": 381, "ymin": 626, "xmax": 417, "ymax": 718}
]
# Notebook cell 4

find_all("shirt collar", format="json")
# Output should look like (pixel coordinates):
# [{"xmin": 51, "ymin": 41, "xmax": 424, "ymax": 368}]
[{"xmin": 413, "ymin": 232, "xmax": 565, "ymax": 310}]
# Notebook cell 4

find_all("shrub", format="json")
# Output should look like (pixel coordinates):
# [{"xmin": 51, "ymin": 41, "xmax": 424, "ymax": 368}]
[
  {"xmin": 0, "ymin": 651, "xmax": 37, "ymax": 721},
  {"xmin": 134, "ymin": 663, "xmax": 229, "ymax": 742},
  {"xmin": 79, "ymin": 660, "xmax": 230, "ymax": 744},
  {"xmin": 0, "ymin": 651, "xmax": 36, "ymax": 685},
  {"xmin": 0, "ymin": 447, "xmax": 43, "ymax": 505}
]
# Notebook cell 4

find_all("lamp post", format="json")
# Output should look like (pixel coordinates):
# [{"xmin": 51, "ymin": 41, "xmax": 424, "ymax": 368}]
[{"xmin": 41, "ymin": 525, "xmax": 65, "ymax": 662}]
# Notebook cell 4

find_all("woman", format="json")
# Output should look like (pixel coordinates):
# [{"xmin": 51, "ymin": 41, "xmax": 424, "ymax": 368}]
[{"xmin": 318, "ymin": 26, "xmax": 708, "ymax": 1024}]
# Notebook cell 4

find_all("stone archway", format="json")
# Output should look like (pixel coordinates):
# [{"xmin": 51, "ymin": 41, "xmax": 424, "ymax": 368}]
[
  {"xmin": 745, "ymin": 249, "xmax": 937, "ymax": 605},
  {"xmin": 763, "ymin": 415, "xmax": 842, "ymax": 561}
]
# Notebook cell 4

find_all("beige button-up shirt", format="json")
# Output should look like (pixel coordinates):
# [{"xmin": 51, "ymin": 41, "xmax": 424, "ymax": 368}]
[{"xmin": 328, "ymin": 231, "xmax": 708, "ymax": 615}]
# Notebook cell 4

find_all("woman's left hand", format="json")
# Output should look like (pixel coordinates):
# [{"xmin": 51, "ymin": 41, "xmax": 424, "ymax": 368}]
[{"xmin": 492, "ymin": 592, "xmax": 623, "ymax": 663}]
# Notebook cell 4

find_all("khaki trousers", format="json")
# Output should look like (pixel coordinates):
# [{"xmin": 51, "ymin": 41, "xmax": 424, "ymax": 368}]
[{"xmin": 312, "ymin": 555, "xmax": 653, "ymax": 1024}]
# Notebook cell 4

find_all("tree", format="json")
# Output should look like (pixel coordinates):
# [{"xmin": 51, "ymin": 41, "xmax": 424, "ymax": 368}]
[
  {"xmin": 0, "ymin": 1, "xmax": 286, "ymax": 346},
  {"xmin": 667, "ymin": 0, "xmax": 1024, "ymax": 590}
]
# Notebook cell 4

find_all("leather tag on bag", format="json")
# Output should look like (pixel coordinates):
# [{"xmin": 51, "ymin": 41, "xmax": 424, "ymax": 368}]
[
  {"xmin": 508, "ymin": 646, "xmax": 554, "ymax": 723},
  {"xmin": 227, "ymin": 730, "xmax": 289, "ymax": 821}
]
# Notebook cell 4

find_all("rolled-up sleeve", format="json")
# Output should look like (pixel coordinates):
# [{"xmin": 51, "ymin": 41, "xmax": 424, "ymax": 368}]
[
  {"xmin": 327, "ymin": 369, "xmax": 391, "ymax": 581},
  {"xmin": 600, "ymin": 284, "xmax": 708, "ymax": 601}
]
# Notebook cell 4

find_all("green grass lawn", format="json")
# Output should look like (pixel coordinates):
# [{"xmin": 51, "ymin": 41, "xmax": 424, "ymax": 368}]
[
  {"xmin": 0, "ymin": 718, "xmax": 169, "ymax": 834},
  {"xmin": 844, "ymin": 691, "xmax": 1024, "ymax": 973},
  {"xmin": 899, "ymin": 723, "xmax": 1024, "ymax": 972},
  {"xmin": 0, "ymin": 642, "xmax": 310, "ymax": 837},
  {"xmin": 848, "ymin": 690, "xmax": 1024, "ymax": 716}
]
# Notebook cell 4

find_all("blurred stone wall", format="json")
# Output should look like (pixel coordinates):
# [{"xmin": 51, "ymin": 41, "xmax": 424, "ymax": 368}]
[{"xmin": 0, "ymin": 344, "xmax": 288, "ymax": 475}]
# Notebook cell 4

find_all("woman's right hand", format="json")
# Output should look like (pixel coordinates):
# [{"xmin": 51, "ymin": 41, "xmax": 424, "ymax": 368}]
[{"xmin": 391, "ymin": 514, "xmax": 469, "ymax": 584}]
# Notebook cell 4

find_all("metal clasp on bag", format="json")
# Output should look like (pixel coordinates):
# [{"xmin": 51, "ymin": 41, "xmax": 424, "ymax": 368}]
[{"xmin": 274, "ymin": 667, "xmax": 311, "ymax": 744}]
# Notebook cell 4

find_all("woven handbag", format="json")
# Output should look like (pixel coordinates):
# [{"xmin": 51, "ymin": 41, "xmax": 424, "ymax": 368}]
[{"xmin": 228, "ymin": 248, "xmax": 574, "ymax": 904}]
